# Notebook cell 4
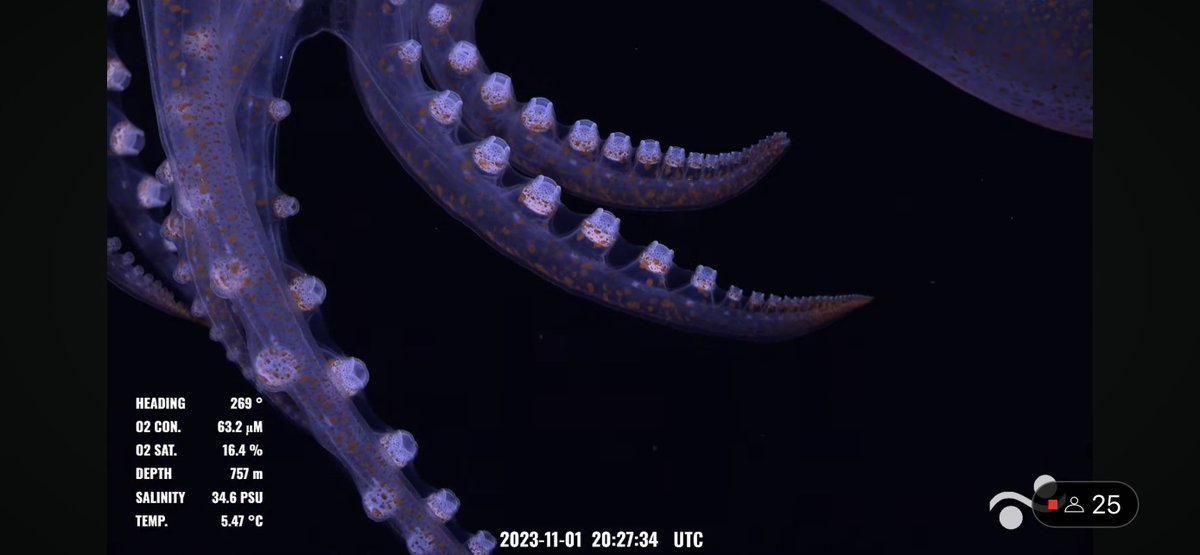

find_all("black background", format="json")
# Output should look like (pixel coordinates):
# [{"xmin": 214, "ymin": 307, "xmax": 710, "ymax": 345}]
[{"xmin": 108, "ymin": 1, "xmax": 1092, "ymax": 553}]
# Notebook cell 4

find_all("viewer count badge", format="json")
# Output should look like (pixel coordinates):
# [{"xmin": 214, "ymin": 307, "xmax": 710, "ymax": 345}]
[{"xmin": 990, "ymin": 475, "xmax": 1138, "ymax": 529}]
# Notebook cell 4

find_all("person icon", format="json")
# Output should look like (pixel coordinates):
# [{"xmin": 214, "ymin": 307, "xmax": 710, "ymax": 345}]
[{"xmin": 1064, "ymin": 496, "xmax": 1085, "ymax": 513}]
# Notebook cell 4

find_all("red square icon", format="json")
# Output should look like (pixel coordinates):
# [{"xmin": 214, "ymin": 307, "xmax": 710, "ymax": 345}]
[{"xmin": 1048, "ymin": 499, "xmax": 1058, "ymax": 511}]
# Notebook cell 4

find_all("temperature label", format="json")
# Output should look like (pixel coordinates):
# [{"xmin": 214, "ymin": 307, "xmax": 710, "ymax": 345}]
[{"xmin": 220, "ymin": 514, "xmax": 264, "ymax": 527}]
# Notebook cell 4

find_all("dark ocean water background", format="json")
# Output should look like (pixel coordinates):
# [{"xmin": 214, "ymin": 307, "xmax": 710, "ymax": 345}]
[{"xmin": 109, "ymin": 2, "xmax": 1092, "ymax": 553}]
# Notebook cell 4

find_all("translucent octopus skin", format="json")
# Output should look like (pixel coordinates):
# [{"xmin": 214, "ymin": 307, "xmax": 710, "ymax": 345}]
[
  {"xmin": 340, "ymin": 4, "xmax": 870, "ymax": 342},
  {"xmin": 824, "ymin": 0, "xmax": 1094, "ymax": 138},
  {"xmin": 101, "ymin": 0, "xmax": 1087, "ymax": 552},
  {"xmin": 411, "ymin": 0, "xmax": 792, "ymax": 211},
  {"xmin": 110, "ymin": 2, "xmax": 490, "ymax": 554},
  {"xmin": 105, "ymin": 1, "xmax": 867, "ymax": 552}
]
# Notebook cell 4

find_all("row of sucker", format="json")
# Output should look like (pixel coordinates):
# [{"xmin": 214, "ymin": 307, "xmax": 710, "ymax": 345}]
[
  {"xmin": 410, "ymin": 1, "xmax": 792, "ymax": 210},
  {"xmin": 346, "ymin": 3, "xmax": 871, "ymax": 342},
  {"xmin": 111, "ymin": 2, "xmax": 494, "ymax": 553}
]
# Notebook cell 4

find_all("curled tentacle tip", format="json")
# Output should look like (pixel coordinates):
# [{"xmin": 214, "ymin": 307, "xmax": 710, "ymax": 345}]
[{"xmin": 812, "ymin": 293, "xmax": 875, "ymax": 320}]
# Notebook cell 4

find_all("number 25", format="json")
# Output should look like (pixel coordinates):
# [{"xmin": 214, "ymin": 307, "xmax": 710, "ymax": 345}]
[{"xmin": 1093, "ymin": 494, "xmax": 1121, "ymax": 514}]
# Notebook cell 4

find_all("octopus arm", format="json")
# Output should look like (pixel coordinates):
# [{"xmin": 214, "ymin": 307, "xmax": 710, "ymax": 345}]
[
  {"xmin": 127, "ymin": 2, "xmax": 491, "ymax": 552},
  {"xmin": 106, "ymin": 236, "xmax": 195, "ymax": 322},
  {"xmin": 396, "ymin": 0, "xmax": 791, "ymax": 210},
  {"xmin": 340, "ymin": 2, "xmax": 870, "ymax": 342}
]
